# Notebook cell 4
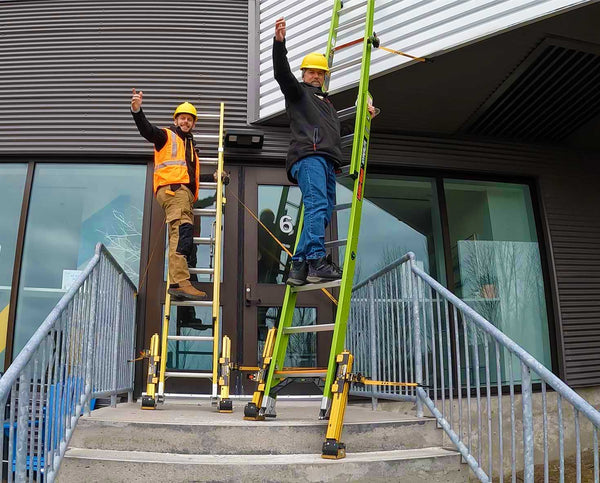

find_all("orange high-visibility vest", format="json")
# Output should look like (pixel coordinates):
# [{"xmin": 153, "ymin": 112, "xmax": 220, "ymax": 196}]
[{"xmin": 153, "ymin": 128, "xmax": 200, "ymax": 201}]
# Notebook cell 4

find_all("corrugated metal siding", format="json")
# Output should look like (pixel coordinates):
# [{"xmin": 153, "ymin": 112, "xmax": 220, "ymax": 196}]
[
  {"xmin": 257, "ymin": 0, "xmax": 595, "ymax": 120},
  {"xmin": 0, "ymin": 0, "xmax": 249, "ymax": 155}
]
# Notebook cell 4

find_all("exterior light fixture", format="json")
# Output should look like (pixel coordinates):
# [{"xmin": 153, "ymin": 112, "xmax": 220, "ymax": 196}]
[{"xmin": 224, "ymin": 129, "xmax": 264, "ymax": 149}]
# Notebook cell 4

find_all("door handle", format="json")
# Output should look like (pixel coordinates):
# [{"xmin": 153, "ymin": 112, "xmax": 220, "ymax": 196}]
[{"xmin": 245, "ymin": 283, "xmax": 261, "ymax": 307}]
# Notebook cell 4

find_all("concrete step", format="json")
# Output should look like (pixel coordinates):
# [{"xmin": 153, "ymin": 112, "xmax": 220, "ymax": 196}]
[
  {"xmin": 68, "ymin": 401, "xmax": 442, "ymax": 455},
  {"xmin": 59, "ymin": 446, "xmax": 468, "ymax": 482}
]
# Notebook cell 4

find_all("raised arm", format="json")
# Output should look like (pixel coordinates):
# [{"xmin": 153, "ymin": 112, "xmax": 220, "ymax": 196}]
[
  {"xmin": 130, "ymin": 88, "xmax": 167, "ymax": 149},
  {"xmin": 272, "ymin": 18, "xmax": 303, "ymax": 102}
]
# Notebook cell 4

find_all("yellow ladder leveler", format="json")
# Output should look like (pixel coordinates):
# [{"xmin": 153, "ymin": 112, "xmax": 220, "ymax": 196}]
[{"xmin": 142, "ymin": 102, "xmax": 232, "ymax": 412}]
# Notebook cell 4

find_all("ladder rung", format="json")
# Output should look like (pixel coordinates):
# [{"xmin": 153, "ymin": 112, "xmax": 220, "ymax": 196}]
[
  {"xmin": 339, "ymin": 0, "xmax": 367, "ymax": 16},
  {"xmin": 199, "ymin": 157, "xmax": 218, "ymax": 165},
  {"xmin": 164, "ymin": 372, "xmax": 213, "ymax": 379},
  {"xmin": 193, "ymin": 237, "xmax": 214, "ymax": 245},
  {"xmin": 336, "ymin": 16, "xmax": 364, "ymax": 34},
  {"xmin": 189, "ymin": 267, "xmax": 215, "ymax": 275},
  {"xmin": 333, "ymin": 202, "xmax": 352, "ymax": 211},
  {"xmin": 330, "ymin": 57, "xmax": 362, "ymax": 74},
  {"xmin": 198, "ymin": 113, "xmax": 221, "ymax": 119},
  {"xmin": 341, "ymin": 134, "xmax": 354, "ymax": 148},
  {"xmin": 170, "ymin": 300, "xmax": 213, "ymax": 307},
  {"xmin": 274, "ymin": 368, "xmax": 327, "ymax": 378},
  {"xmin": 199, "ymin": 182, "xmax": 217, "ymax": 189},
  {"xmin": 193, "ymin": 208, "xmax": 217, "ymax": 216},
  {"xmin": 193, "ymin": 134, "xmax": 219, "ymax": 140},
  {"xmin": 284, "ymin": 323, "xmax": 335, "ymax": 334},
  {"xmin": 337, "ymin": 106, "xmax": 357, "ymax": 122},
  {"xmin": 167, "ymin": 335, "xmax": 214, "ymax": 342},
  {"xmin": 325, "ymin": 239, "xmax": 347, "ymax": 248},
  {"xmin": 291, "ymin": 279, "xmax": 342, "ymax": 293},
  {"xmin": 335, "ymin": 165, "xmax": 351, "ymax": 178}
]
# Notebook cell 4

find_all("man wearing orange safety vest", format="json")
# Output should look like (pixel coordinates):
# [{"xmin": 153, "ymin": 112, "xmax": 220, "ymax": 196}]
[{"xmin": 131, "ymin": 88, "xmax": 208, "ymax": 301}]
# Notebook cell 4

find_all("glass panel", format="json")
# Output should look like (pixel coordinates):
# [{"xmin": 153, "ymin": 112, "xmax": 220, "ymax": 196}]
[
  {"xmin": 257, "ymin": 185, "xmax": 302, "ymax": 284},
  {"xmin": 257, "ymin": 307, "xmax": 317, "ymax": 367},
  {"xmin": 336, "ymin": 176, "xmax": 446, "ymax": 284},
  {"xmin": 444, "ymin": 179, "xmax": 551, "ymax": 382},
  {"xmin": 14, "ymin": 164, "xmax": 146, "ymax": 360},
  {"xmin": 0, "ymin": 164, "xmax": 28, "ymax": 369},
  {"xmin": 166, "ymin": 304, "xmax": 220, "ymax": 371}
]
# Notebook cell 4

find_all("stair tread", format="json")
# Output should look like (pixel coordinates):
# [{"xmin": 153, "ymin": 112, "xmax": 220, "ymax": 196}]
[{"xmin": 64, "ymin": 446, "xmax": 459, "ymax": 464}]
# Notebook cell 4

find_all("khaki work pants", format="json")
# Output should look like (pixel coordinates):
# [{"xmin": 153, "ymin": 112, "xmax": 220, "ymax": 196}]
[{"xmin": 156, "ymin": 185, "xmax": 194, "ymax": 286}]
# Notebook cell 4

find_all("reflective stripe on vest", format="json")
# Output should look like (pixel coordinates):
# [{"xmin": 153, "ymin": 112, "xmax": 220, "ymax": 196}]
[
  {"xmin": 170, "ymin": 130, "xmax": 178, "ymax": 159},
  {"xmin": 155, "ymin": 160, "xmax": 187, "ymax": 171}
]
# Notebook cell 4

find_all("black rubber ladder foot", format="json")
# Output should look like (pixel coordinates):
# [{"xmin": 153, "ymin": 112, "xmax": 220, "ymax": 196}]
[
  {"xmin": 217, "ymin": 399, "xmax": 233, "ymax": 413},
  {"xmin": 141, "ymin": 396, "xmax": 156, "ymax": 410},
  {"xmin": 243, "ymin": 402, "xmax": 264, "ymax": 420},
  {"xmin": 321, "ymin": 439, "xmax": 346, "ymax": 459}
]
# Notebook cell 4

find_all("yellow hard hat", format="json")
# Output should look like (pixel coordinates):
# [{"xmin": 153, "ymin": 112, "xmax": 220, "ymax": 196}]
[
  {"xmin": 173, "ymin": 102, "xmax": 197, "ymax": 120},
  {"xmin": 300, "ymin": 52, "xmax": 329, "ymax": 73}
]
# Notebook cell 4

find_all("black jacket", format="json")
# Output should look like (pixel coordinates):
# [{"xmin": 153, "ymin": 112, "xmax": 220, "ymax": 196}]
[
  {"xmin": 131, "ymin": 108, "xmax": 213, "ymax": 193},
  {"xmin": 273, "ymin": 38, "xmax": 342, "ymax": 183}
]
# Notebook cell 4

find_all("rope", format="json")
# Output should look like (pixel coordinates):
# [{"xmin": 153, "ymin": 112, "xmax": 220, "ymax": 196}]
[
  {"xmin": 229, "ymin": 190, "xmax": 338, "ymax": 306},
  {"xmin": 333, "ymin": 36, "xmax": 428, "ymax": 63}
]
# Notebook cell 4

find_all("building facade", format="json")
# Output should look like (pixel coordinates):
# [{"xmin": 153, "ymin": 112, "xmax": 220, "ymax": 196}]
[{"xmin": 1, "ymin": 0, "xmax": 600, "ymax": 395}]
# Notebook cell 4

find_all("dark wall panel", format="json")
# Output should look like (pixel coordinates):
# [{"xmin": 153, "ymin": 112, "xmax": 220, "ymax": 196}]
[{"xmin": 0, "ymin": 0, "xmax": 249, "ymax": 156}]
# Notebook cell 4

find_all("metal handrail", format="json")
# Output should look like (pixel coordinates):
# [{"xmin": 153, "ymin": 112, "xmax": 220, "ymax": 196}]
[
  {"xmin": 348, "ymin": 251, "xmax": 600, "ymax": 482},
  {"xmin": 0, "ymin": 243, "xmax": 137, "ymax": 482}
]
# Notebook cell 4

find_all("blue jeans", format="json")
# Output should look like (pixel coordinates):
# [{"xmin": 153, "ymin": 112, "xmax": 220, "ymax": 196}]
[{"xmin": 290, "ymin": 155, "xmax": 336, "ymax": 261}]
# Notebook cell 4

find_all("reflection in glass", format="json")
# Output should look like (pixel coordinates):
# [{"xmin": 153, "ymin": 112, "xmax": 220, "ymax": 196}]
[
  {"xmin": 0, "ymin": 164, "xmax": 28, "ymax": 369},
  {"xmin": 14, "ymin": 164, "xmax": 146, "ymax": 360},
  {"xmin": 257, "ymin": 185, "xmax": 301, "ymax": 284},
  {"xmin": 444, "ymin": 179, "xmax": 551, "ymax": 382},
  {"xmin": 257, "ymin": 307, "xmax": 316, "ymax": 367},
  {"xmin": 166, "ymin": 304, "xmax": 220, "ymax": 371},
  {"xmin": 336, "ymin": 176, "xmax": 445, "ymax": 285}
]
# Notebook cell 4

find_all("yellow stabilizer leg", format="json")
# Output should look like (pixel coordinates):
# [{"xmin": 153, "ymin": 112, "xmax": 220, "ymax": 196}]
[
  {"xmin": 141, "ymin": 333, "xmax": 160, "ymax": 410},
  {"xmin": 217, "ymin": 335, "xmax": 233, "ymax": 412},
  {"xmin": 322, "ymin": 351, "xmax": 354, "ymax": 459},
  {"xmin": 244, "ymin": 328, "xmax": 277, "ymax": 420}
]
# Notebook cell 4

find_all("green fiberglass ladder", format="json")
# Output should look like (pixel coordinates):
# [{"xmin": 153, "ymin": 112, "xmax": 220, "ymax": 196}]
[
  {"xmin": 244, "ymin": 0, "xmax": 379, "ymax": 457},
  {"xmin": 142, "ymin": 102, "xmax": 232, "ymax": 413}
]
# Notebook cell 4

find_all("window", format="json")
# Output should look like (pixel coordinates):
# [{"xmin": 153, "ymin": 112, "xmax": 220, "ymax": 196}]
[
  {"xmin": 13, "ymin": 164, "xmax": 146, "ymax": 360},
  {"xmin": 444, "ymin": 179, "xmax": 551, "ymax": 375},
  {"xmin": 0, "ymin": 164, "xmax": 28, "ymax": 367}
]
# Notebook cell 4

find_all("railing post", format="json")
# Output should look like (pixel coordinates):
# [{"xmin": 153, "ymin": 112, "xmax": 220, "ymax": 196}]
[
  {"xmin": 84, "ymin": 265, "xmax": 100, "ymax": 416},
  {"xmin": 368, "ymin": 280, "xmax": 378, "ymax": 410},
  {"xmin": 111, "ymin": 273, "xmax": 124, "ymax": 408},
  {"xmin": 409, "ymin": 257, "xmax": 423, "ymax": 417},
  {"xmin": 522, "ymin": 362, "xmax": 534, "ymax": 483}
]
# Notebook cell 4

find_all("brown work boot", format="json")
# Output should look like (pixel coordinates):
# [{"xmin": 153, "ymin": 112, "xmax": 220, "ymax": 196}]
[{"xmin": 168, "ymin": 282, "xmax": 207, "ymax": 301}]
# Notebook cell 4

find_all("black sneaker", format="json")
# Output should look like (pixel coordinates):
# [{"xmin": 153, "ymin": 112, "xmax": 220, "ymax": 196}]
[
  {"xmin": 306, "ymin": 255, "xmax": 342, "ymax": 283},
  {"xmin": 286, "ymin": 260, "xmax": 308, "ymax": 286}
]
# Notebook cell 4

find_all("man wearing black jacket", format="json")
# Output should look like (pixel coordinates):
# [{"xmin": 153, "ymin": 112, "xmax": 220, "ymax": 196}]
[{"xmin": 273, "ymin": 18, "xmax": 374, "ymax": 286}]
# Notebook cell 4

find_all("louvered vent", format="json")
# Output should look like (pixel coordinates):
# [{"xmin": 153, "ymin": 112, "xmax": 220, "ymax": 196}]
[{"xmin": 464, "ymin": 38, "xmax": 600, "ymax": 142}]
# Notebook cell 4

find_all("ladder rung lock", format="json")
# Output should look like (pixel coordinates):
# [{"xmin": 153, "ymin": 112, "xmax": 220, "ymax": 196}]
[
  {"xmin": 333, "ymin": 203, "xmax": 352, "ymax": 211},
  {"xmin": 170, "ymin": 300, "xmax": 214, "ymax": 307},
  {"xmin": 284, "ymin": 323, "xmax": 335, "ymax": 334},
  {"xmin": 167, "ymin": 335, "xmax": 214, "ymax": 342},
  {"xmin": 188, "ymin": 268, "xmax": 215, "ymax": 275},
  {"xmin": 193, "ymin": 237, "xmax": 214, "ymax": 245},
  {"xmin": 164, "ymin": 372, "xmax": 214, "ymax": 379},
  {"xmin": 336, "ymin": 165, "xmax": 351, "ymax": 177},
  {"xmin": 337, "ymin": 106, "xmax": 357, "ymax": 122},
  {"xmin": 291, "ymin": 279, "xmax": 342, "ymax": 293},
  {"xmin": 193, "ymin": 208, "xmax": 217, "ymax": 216},
  {"xmin": 198, "ymin": 182, "xmax": 217, "ymax": 189},
  {"xmin": 325, "ymin": 239, "xmax": 347, "ymax": 248}
]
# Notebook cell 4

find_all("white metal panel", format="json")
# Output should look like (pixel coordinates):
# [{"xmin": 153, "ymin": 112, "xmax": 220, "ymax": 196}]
[{"xmin": 257, "ymin": 0, "xmax": 595, "ymax": 120}]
